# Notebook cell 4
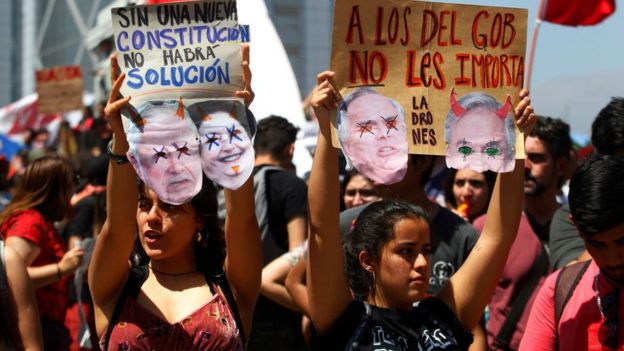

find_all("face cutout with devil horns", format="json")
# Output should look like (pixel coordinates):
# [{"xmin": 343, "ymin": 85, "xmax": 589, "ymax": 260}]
[{"xmin": 444, "ymin": 90, "xmax": 516, "ymax": 173}]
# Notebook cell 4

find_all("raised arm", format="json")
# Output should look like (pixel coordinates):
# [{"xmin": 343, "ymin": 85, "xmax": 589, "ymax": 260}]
[
  {"xmin": 307, "ymin": 71, "xmax": 353, "ymax": 333},
  {"xmin": 88, "ymin": 55, "xmax": 137, "ymax": 334},
  {"xmin": 223, "ymin": 43, "xmax": 262, "ymax": 337},
  {"xmin": 285, "ymin": 257, "xmax": 311, "ymax": 317},
  {"xmin": 223, "ymin": 179, "xmax": 261, "ymax": 338},
  {"xmin": 4, "ymin": 244, "xmax": 43, "ymax": 351},
  {"xmin": 437, "ymin": 90, "xmax": 536, "ymax": 330}
]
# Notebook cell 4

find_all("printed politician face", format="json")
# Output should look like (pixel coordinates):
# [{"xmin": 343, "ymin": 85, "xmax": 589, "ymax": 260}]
[
  {"xmin": 339, "ymin": 91, "xmax": 408, "ymax": 185},
  {"xmin": 445, "ymin": 92, "xmax": 515, "ymax": 173},
  {"xmin": 199, "ymin": 110, "xmax": 254, "ymax": 190},
  {"xmin": 127, "ymin": 102, "xmax": 202, "ymax": 205}
]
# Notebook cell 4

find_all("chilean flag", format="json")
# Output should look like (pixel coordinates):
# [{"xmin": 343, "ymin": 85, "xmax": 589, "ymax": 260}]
[{"xmin": 541, "ymin": 0, "xmax": 616, "ymax": 26}]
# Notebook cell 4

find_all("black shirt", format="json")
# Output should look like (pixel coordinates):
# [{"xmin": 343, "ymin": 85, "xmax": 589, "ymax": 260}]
[
  {"xmin": 253, "ymin": 165, "xmax": 308, "ymax": 253},
  {"xmin": 311, "ymin": 298, "xmax": 473, "ymax": 350}
]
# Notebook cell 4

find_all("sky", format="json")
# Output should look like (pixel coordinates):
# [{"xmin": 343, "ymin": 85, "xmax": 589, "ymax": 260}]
[{"xmin": 442, "ymin": 0, "xmax": 624, "ymax": 136}]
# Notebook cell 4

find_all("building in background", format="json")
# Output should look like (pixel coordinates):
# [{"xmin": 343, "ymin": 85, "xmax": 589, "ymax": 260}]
[
  {"xmin": 0, "ymin": 0, "xmax": 334, "ymax": 108},
  {"xmin": 264, "ymin": 0, "xmax": 333, "ymax": 98}
]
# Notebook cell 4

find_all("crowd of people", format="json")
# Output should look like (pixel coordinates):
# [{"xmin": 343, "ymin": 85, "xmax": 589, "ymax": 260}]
[{"xmin": 0, "ymin": 45, "xmax": 623, "ymax": 351}]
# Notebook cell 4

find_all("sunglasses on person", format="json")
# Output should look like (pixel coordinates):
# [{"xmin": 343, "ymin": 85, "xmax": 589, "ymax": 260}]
[{"xmin": 595, "ymin": 273, "xmax": 619, "ymax": 348}]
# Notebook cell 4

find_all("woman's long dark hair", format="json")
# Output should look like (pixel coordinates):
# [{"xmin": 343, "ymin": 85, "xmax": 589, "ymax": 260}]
[
  {"xmin": 344, "ymin": 200, "xmax": 429, "ymax": 300},
  {"xmin": 133, "ymin": 176, "xmax": 225, "ymax": 276},
  {"xmin": 0, "ymin": 156, "xmax": 74, "ymax": 225}
]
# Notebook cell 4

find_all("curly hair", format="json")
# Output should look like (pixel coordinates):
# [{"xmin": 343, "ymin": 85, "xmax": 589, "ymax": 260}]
[{"xmin": 343, "ymin": 200, "xmax": 429, "ymax": 300}]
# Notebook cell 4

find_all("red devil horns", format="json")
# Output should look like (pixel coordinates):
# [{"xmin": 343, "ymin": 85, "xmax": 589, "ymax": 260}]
[
  {"xmin": 450, "ymin": 88, "xmax": 466, "ymax": 117},
  {"xmin": 496, "ymin": 95, "xmax": 512, "ymax": 119},
  {"xmin": 451, "ymin": 89, "xmax": 512, "ymax": 120},
  {"xmin": 175, "ymin": 97, "xmax": 185, "ymax": 119}
]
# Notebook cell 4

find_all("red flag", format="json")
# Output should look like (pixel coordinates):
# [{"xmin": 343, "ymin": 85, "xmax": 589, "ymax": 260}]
[{"xmin": 541, "ymin": 0, "xmax": 616, "ymax": 26}]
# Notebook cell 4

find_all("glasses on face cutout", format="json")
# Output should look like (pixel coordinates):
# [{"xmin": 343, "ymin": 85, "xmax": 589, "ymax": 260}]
[
  {"xmin": 595, "ymin": 273, "xmax": 619, "ymax": 348},
  {"xmin": 344, "ymin": 188, "xmax": 379, "ymax": 200}
]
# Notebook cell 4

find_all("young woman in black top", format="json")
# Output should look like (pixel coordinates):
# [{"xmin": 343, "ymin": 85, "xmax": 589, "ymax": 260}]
[{"xmin": 306, "ymin": 71, "xmax": 536, "ymax": 350}]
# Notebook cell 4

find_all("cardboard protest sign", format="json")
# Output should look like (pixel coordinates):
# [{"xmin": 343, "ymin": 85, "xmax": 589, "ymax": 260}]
[
  {"xmin": 330, "ymin": 0, "xmax": 527, "ymax": 181},
  {"xmin": 111, "ymin": 1, "xmax": 255, "ymax": 200},
  {"xmin": 36, "ymin": 66, "xmax": 84, "ymax": 114},
  {"xmin": 111, "ymin": 0, "xmax": 247, "ymax": 106}
]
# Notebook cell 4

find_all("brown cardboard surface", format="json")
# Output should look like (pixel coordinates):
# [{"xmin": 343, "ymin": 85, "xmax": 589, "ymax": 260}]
[{"xmin": 330, "ymin": 0, "xmax": 527, "ymax": 157}]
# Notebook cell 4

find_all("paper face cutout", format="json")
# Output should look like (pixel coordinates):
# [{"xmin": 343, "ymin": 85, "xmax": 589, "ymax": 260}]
[
  {"xmin": 337, "ymin": 88, "xmax": 408, "ymax": 184},
  {"xmin": 445, "ymin": 91, "xmax": 516, "ymax": 173},
  {"xmin": 188, "ymin": 100, "xmax": 255, "ymax": 190},
  {"xmin": 126, "ymin": 100, "xmax": 202, "ymax": 205}
]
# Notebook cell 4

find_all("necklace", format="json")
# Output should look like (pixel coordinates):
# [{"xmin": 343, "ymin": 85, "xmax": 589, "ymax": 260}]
[{"xmin": 148, "ymin": 265, "xmax": 199, "ymax": 277}]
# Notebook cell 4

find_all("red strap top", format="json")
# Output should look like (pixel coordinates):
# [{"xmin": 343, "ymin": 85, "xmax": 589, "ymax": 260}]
[{"xmin": 101, "ymin": 285, "xmax": 243, "ymax": 351}]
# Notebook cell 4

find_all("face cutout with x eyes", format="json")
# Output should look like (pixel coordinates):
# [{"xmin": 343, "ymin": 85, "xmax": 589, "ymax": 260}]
[
  {"xmin": 355, "ymin": 114, "xmax": 400, "ymax": 138},
  {"xmin": 339, "ymin": 92, "xmax": 408, "ymax": 185},
  {"xmin": 152, "ymin": 142, "xmax": 193, "ymax": 164},
  {"xmin": 198, "ymin": 112, "xmax": 255, "ymax": 190},
  {"xmin": 126, "ymin": 101, "xmax": 203, "ymax": 206}
]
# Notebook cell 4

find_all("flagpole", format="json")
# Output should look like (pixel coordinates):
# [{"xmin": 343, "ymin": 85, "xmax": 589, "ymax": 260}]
[{"xmin": 525, "ymin": 0, "xmax": 548, "ymax": 91}]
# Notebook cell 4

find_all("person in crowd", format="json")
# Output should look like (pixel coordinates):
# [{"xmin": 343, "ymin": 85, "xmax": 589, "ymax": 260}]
[
  {"xmin": 337, "ymin": 93, "xmax": 485, "ymax": 350},
  {"xmin": 473, "ymin": 116, "xmax": 572, "ymax": 350},
  {"xmin": 261, "ymin": 170, "xmax": 382, "ymax": 345},
  {"xmin": 444, "ymin": 169, "xmax": 496, "ymax": 223},
  {"xmin": 89, "ymin": 49, "xmax": 260, "ymax": 351},
  {"xmin": 0, "ymin": 238, "xmax": 43, "ymax": 350},
  {"xmin": 0, "ymin": 156, "xmax": 85, "ymax": 350},
  {"xmin": 549, "ymin": 97, "xmax": 624, "ymax": 269},
  {"xmin": 341, "ymin": 170, "xmax": 381, "ymax": 210},
  {"xmin": 520, "ymin": 154, "xmax": 624, "ymax": 350},
  {"xmin": 63, "ymin": 154, "xmax": 108, "ymax": 350},
  {"xmin": 250, "ymin": 115, "xmax": 309, "ymax": 350},
  {"xmin": 306, "ymin": 71, "xmax": 534, "ymax": 350}
]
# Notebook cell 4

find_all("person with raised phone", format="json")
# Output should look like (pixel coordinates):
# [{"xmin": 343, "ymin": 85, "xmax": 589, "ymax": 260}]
[
  {"xmin": 306, "ymin": 71, "xmax": 535, "ymax": 350},
  {"xmin": 89, "ymin": 45, "xmax": 261, "ymax": 351}
]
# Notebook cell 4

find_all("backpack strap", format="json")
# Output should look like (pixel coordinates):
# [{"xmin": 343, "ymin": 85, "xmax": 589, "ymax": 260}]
[
  {"xmin": 210, "ymin": 270, "xmax": 245, "ymax": 343},
  {"xmin": 102, "ymin": 265, "xmax": 148, "ymax": 351},
  {"xmin": 554, "ymin": 260, "xmax": 591, "ymax": 334},
  {"xmin": 253, "ymin": 166, "xmax": 288, "ymax": 265},
  {"xmin": 494, "ymin": 244, "xmax": 549, "ymax": 351}
]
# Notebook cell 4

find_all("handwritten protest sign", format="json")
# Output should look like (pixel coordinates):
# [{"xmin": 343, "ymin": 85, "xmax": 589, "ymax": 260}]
[
  {"xmin": 330, "ymin": 0, "xmax": 528, "ymax": 164},
  {"xmin": 36, "ymin": 66, "xmax": 83, "ymax": 114},
  {"xmin": 111, "ymin": 0, "xmax": 248, "ymax": 107}
]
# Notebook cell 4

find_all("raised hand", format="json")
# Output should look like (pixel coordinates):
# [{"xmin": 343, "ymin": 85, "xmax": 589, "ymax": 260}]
[
  {"xmin": 103, "ymin": 54, "xmax": 132, "ymax": 137},
  {"xmin": 310, "ymin": 71, "xmax": 341, "ymax": 127},
  {"xmin": 59, "ymin": 246, "xmax": 85, "ymax": 275},
  {"xmin": 514, "ymin": 89, "xmax": 537, "ymax": 136}
]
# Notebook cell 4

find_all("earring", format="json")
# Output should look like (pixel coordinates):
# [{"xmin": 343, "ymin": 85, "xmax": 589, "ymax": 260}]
[{"xmin": 369, "ymin": 271, "xmax": 376, "ymax": 294}]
